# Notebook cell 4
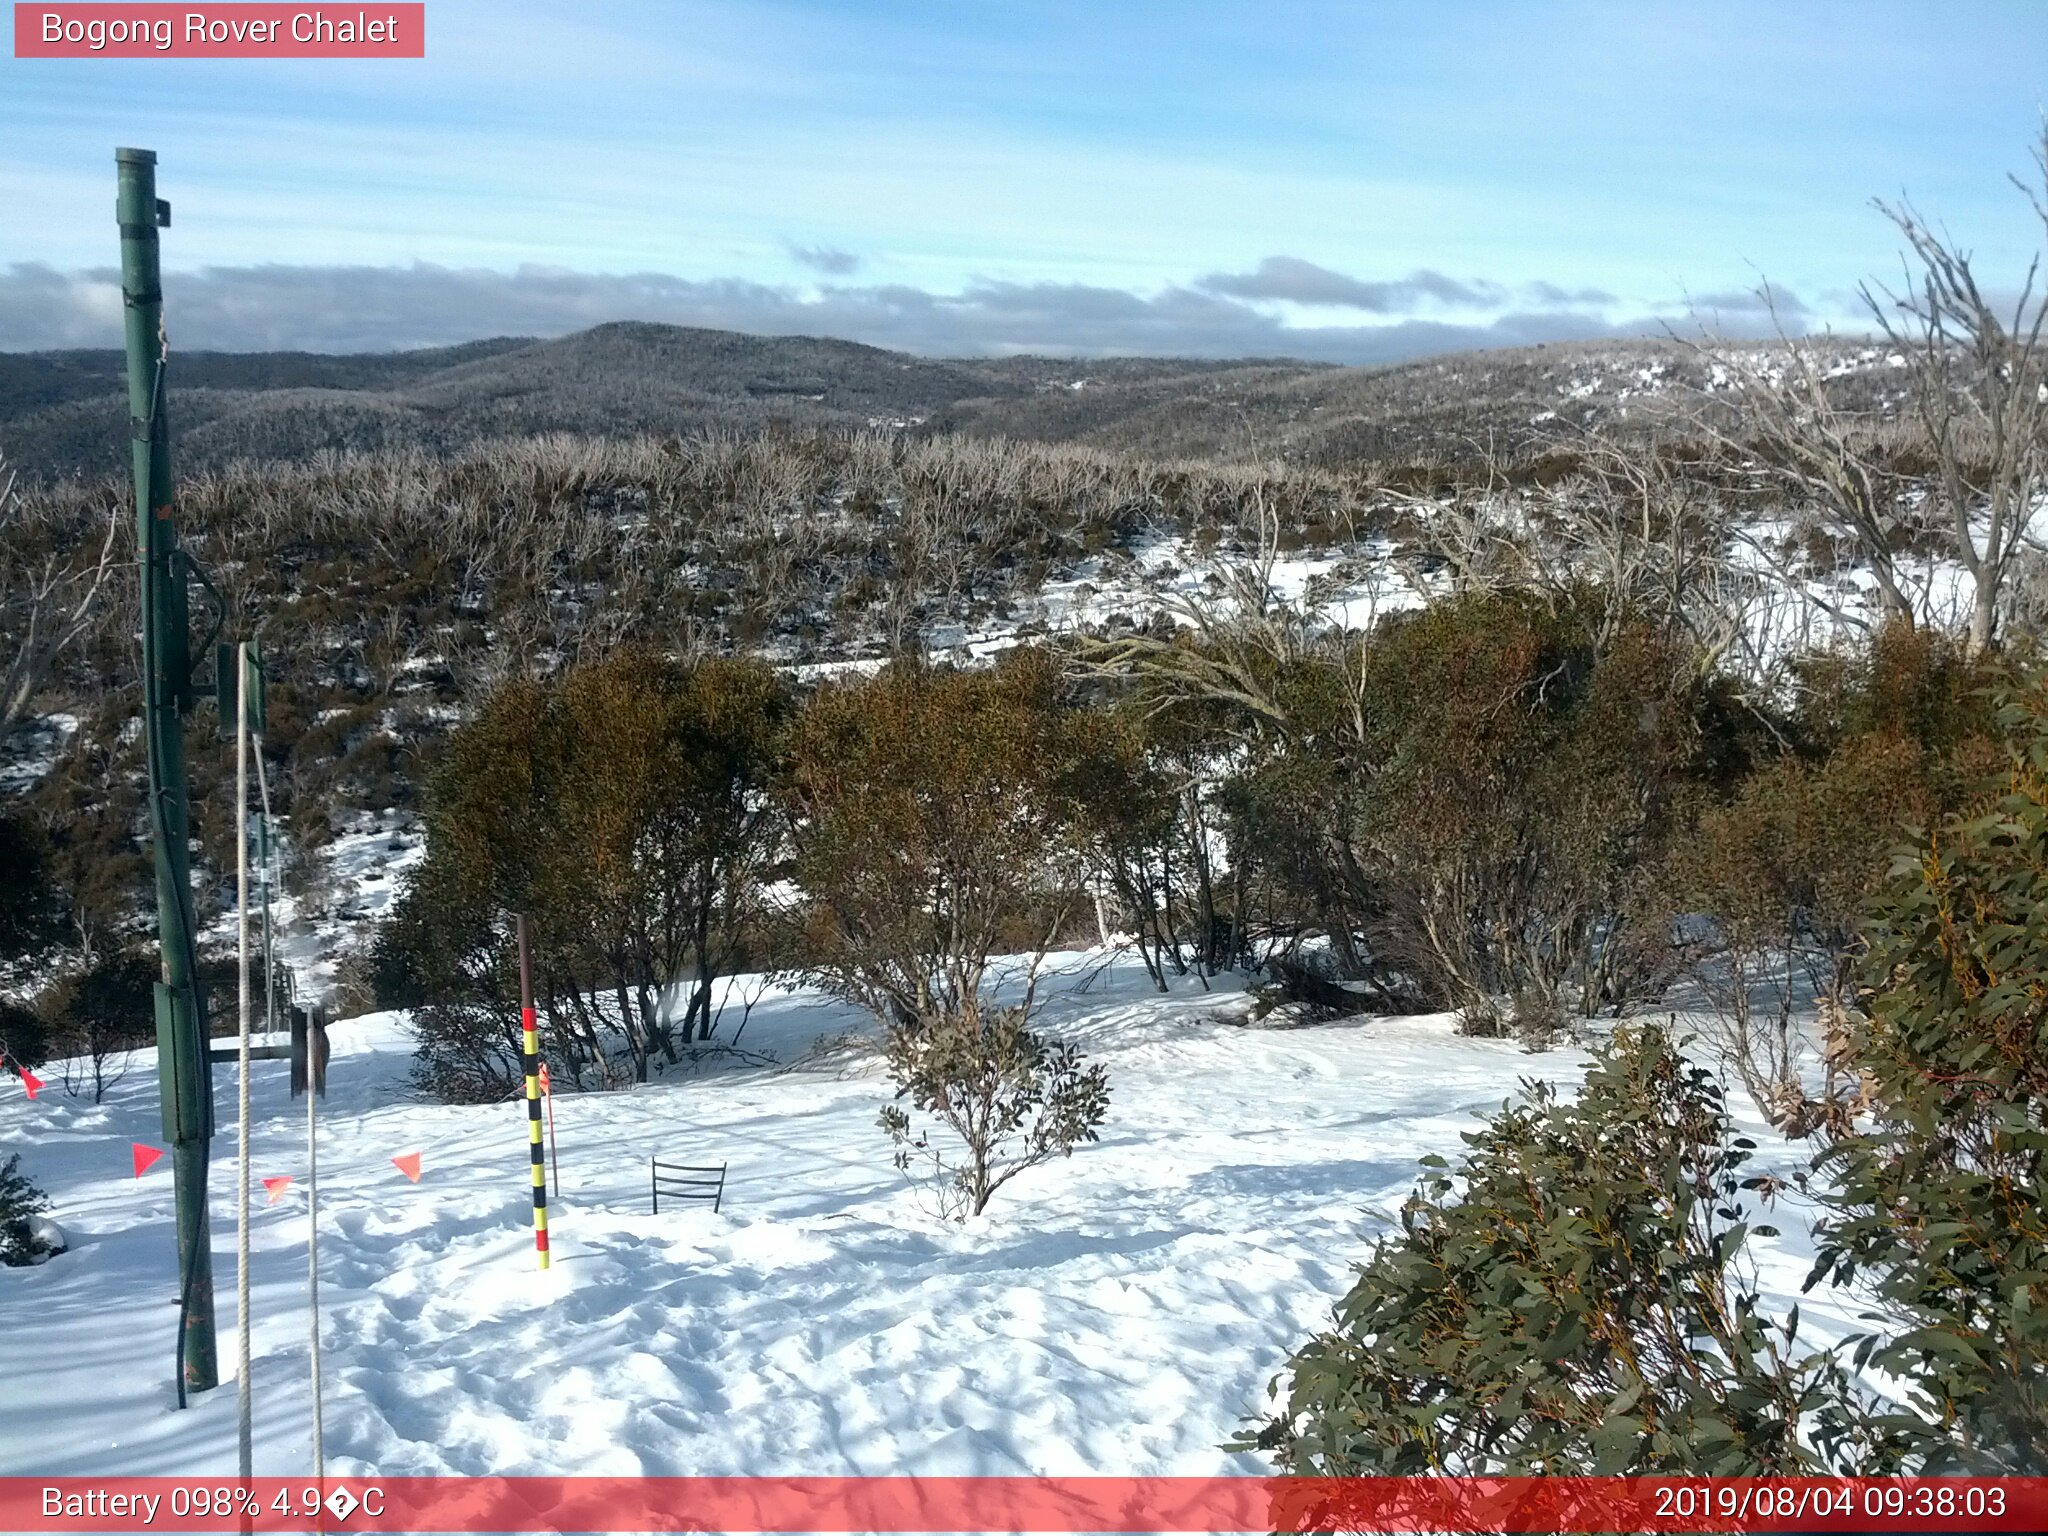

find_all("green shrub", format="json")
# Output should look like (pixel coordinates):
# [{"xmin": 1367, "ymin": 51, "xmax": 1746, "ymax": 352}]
[
  {"xmin": 1676, "ymin": 733, "xmax": 1957, "ymax": 1132},
  {"xmin": 878, "ymin": 1004, "xmax": 1109, "ymax": 1219},
  {"xmin": 1792, "ymin": 623, "xmax": 2003, "ymax": 767},
  {"xmin": 1091, "ymin": 589, "xmax": 1710, "ymax": 1022},
  {"xmin": 787, "ymin": 650, "xmax": 1090, "ymax": 1026},
  {"xmin": 1810, "ymin": 678, "xmax": 2048, "ymax": 1470},
  {"xmin": 1243, "ymin": 1025, "xmax": 1891, "ymax": 1474},
  {"xmin": 1671, "ymin": 625, "xmax": 2008, "ymax": 1133},
  {"xmin": 1348, "ymin": 594, "xmax": 1700, "ymax": 1033},
  {"xmin": 0, "ymin": 1154, "xmax": 54, "ymax": 1266},
  {"xmin": 379, "ymin": 856, "xmax": 526, "ymax": 1104},
  {"xmin": 386, "ymin": 649, "xmax": 785, "ymax": 1095}
]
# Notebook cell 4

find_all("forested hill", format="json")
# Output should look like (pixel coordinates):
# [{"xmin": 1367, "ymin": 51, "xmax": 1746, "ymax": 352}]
[
  {"xmin": 0, "ymin": 325, "xmax": 1238, "ymax": 480},
  {"xmin": 0, "ymin": 321, "xmax": 1899, "ymax": 481}
]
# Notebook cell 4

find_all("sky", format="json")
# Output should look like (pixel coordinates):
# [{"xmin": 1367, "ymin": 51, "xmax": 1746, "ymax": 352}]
[{"xmin": 2, "ymin": 0, "xmax": 2045, "ymax": 360}]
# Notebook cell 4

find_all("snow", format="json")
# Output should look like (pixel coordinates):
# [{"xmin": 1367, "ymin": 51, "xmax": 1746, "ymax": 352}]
[
  {"xmin": 277, "ymin": 815, "xmax": 427, "ymax": 1002},
  {"xmin": 25, "ymin": 1215, "xmax": 68, "ymax": 1261},
  {"xmin": 0, "ymin": 952, "xmax": 1870, "ymax": 1479},
  {"xmin": 191, "ymin": 809, "xmax": 426, "ymax": 1012},
  {"xmin": 0, "ymin": 712, "xmax": 79, "ymax": 796}
]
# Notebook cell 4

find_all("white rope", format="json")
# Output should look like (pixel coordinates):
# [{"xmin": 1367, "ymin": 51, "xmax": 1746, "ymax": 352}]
[
  {"xmin": 235, "ymin": 641, "xmax": 252, "ymax": 1479},
  {"xmin": 250, "ymin": 731, "xmax": 318, "ymax": 1474},
  {"xmin": 307, "ymin": 1033, "xmax": 322, "ymax": 1478}
]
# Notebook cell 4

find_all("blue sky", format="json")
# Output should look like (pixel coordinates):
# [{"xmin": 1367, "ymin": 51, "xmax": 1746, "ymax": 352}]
[{"xmin": 3, "ymin": 0, "xmax": 2044, "ymax": 357}]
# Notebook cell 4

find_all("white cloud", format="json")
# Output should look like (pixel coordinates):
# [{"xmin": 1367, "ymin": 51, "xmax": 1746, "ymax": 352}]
[{"xmin": 0, "ymin": 257, "xmax": 1813, "ymax": 360}]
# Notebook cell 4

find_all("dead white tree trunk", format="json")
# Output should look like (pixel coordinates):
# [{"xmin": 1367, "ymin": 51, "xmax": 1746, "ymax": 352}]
[
  {"xmin": 1862, "ymin": 132, "xmax": 2048, "ymax": 654},
  {"xmin": 0, "ymin": 456, "xmax": 121, "ymax": 737}
]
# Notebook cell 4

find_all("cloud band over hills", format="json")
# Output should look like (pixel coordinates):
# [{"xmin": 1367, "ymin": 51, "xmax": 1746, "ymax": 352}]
[{"xmin": 0, "ymin": 257, "xmax": 1812, "ymax": 361}]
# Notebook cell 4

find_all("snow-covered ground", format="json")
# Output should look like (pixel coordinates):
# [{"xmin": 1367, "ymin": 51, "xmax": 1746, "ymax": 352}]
[
  {"xmin": 0, "ymin": 954, "xmax": 1862, "ymax": 1479},
  {"xmin": 837, "ymin": 500, "xmax": 2040, "ymax": 687},
  {"xmin": 272, "ymin": 811, "xmax": 427, "ymax": 1006},
  {"xmin": 0, "ymin": 711, "xmax": 78, "ymax": 796}
]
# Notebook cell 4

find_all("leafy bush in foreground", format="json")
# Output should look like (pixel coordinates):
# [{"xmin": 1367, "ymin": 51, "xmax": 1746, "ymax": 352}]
[
  {"xmin": 1811, "ymin": 680, "xmax": 2048, "ymax": 1471},
  {"xmin": 1243, "ymin": 1026, "xmax": 1895, "ymax": 1474}
]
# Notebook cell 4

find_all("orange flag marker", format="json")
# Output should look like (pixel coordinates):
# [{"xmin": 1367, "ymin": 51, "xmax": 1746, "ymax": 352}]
[
  {"xmin": 18, "ymin": 1069, "xmax": 42, "ymax": 1100},
  {"xmin": 392, "ymin": 1151, "xmax": 422, "ymax": 1183},
  {"xmin": 263, "ymin": 1175, "xmax": 294, "ymax": 1205},
  {"xmin": 132, "ymin": 1143, "xmax": 165, "ymax": 1178}
]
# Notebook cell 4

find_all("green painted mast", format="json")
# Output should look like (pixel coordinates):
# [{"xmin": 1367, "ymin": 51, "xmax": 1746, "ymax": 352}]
[{"xmin": 117, "ymin": 146, "xmax": 219, "ymax": 1398}]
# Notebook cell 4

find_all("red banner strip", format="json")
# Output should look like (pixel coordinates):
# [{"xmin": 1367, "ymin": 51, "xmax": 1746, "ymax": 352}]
[
  {"xmin": 13, "ymin": 5, "xmax": 424, "ymax": 58},
  {"xmin": 3, "ymin": 1477, "xmax": 2043, "ymax": 1533}
]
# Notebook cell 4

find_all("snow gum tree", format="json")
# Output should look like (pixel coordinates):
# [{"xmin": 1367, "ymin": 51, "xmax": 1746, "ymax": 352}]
[
  {"xmin": 786, "ymin": 650, "xmax": 1110, "ymax": 1216},
  {"xmin": 1693, "ymin": 131, "xmax": 2048, "ymax": 657},
  {"xmin": 384, "ymin": 648, "xmax": 785, "ymax": 1096},
  {"xmin": 0, "ymin": 449, "xmax": 121, "ymax": 739}
]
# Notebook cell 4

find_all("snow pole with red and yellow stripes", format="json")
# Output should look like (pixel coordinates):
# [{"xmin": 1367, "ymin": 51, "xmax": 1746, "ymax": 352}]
[{"xmin": 515, "ymin": 913, "xmax": 550, "ymax": 1269}]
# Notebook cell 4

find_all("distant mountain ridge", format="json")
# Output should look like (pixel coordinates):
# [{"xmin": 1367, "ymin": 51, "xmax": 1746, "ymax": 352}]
[{"xmin": 0, "ymin": 320, "xmax": 1894, "ymax": 481}]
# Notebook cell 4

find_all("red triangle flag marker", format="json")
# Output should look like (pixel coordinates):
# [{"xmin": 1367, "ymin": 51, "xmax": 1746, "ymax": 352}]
[
  {"xmin": 18, "ymin": 1069, "xmax": 42, "ymax": 1100},
  {"xmin": 263, "ymin": 1175, "xmax": 294, "ymax": 1205},
  {"xmin": 392, "ymin": 1151, "xmax": 422, "ymax": 1183},
  {"xmin": 538, "ymin": 1063, "xmax": 550, "ymax": 1093},
  {"xmin": 132, "ymin": 1143, "xmax": 165, "ymax": 1178}
]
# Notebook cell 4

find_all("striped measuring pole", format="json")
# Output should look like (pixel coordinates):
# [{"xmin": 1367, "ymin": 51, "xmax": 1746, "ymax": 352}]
[{"xmin": 515, "ymin": 914, "xmax": 550, "ymax": 1269}]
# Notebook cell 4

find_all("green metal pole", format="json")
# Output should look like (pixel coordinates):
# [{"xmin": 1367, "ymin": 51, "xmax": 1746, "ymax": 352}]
[{"xmin": 118, "ymin": 146, "xmax": 218, "ymax": 1399}]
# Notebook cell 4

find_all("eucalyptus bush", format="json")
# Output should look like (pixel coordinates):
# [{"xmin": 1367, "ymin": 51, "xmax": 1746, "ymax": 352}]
[
  {"xmin": 1811, "ymin": 679, "xmax": 2048, "ymax": 1470},
  {"xmin": 1244, "ymin": 1025, "xmax": 1896, "ymax": 1474}
]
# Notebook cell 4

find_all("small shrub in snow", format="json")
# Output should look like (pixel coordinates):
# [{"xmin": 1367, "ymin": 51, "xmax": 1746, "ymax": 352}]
[
  {"xmin": 42, "ymin": 947, "xmax": 153, "ymax": 1104},
  {"xmin": 1243, "ymin": 1025, "xmax": 1897, "ymax": 1474},
  {"xmin": 879, "ymin": 1004, "xmax": 1109, "ymax": 1219},
  {"xmin": 0, "ymin": 1154, "xmax": 55, "ymax": 1267}
]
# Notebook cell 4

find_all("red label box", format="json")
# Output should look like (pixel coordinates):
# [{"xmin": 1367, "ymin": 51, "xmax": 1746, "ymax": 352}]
[
  {"xmin": 4, "ymin": 1477, "xmax": 2048, "ymax": 1534},
  {"xmin": 14, "ymin": 3, "xmax": 425, "ymax": 57}
]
